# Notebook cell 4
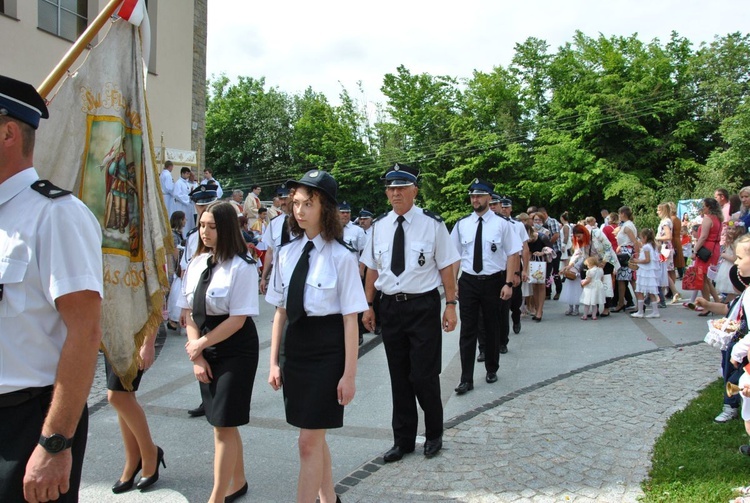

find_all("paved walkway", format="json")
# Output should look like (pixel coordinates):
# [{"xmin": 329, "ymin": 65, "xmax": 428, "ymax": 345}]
[{"xmin": 78, "ymin": 293, "xmax": 719, "ymax": 502}]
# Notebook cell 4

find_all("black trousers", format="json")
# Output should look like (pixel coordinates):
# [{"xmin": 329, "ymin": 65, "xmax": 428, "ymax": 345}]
[
  {"xmin": 458, "ymin": 272, "xmax": 504, "ymax": 383},
  {"xmin": 0, "ymin": 388, "xmax": 88, "ymax": 502},
  {"xmin": 510, "ymin": 283, "xmax": 523, "ymax": 324},
  {"xmin": 546, "ymin": 254, "xmax": 562, "ymax": 297},
  {"xmin": 380, "ymin": 289, "xmax": 443, "ymax": 447}
]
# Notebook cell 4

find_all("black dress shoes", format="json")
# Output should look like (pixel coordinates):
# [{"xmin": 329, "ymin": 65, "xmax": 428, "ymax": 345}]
[
  {"xmin": 454, "ymin": 382, "xmax": 474, "ymax": 394},
  {"xmin": 383, "ymin": 445, "xmax": 415, "ymax": 463},
  {"xmin": 476, "ymin": 351, "xmax": 485, "ymax": 362},
  {"xmin": 111, "ymin": 459, "xmax": 142, "ymax": 494},
  {"xmin": 423, "ymin": 436, "xmax": 442, "ymax": 458},
  {"xmin": 225, "ymin": 481, "xmax": 248, "ymax": 502},
  {"xmin": 486, "ymin": 372, "xmax": 498, "ymax": 383},
  {"xmin": 513, "ymin": 321, "xmax": 521, "ymax": 334},
  {"xmin": 499, "ymin": 345, "xmax": 508, "ymax": 354},
  {"xmin": 188, "ymin": 402, "xmax": 205, "ymax": 417},
  {"xmin": 135, "ymin": 446, "xmax": 165, "ymax": 491}
]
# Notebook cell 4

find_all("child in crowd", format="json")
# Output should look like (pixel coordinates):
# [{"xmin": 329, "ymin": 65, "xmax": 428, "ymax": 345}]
[
  {"xmin": 167, "ymin": 210, "xmax": 186, "ymax": 331},
  {"xmin": 631, "ymin": 228, "xmax": 661, "ymax": 318},
  {"xmin": 558, "ymin": 260, "xmax": 582, "ymax": 316},
  {"xmin": 580, "ymin": 256, "xmax": 606, "ymax": 320},
  {"xmin": 716, "ymin": 223, "xmax": 747, "ymax": 303}
]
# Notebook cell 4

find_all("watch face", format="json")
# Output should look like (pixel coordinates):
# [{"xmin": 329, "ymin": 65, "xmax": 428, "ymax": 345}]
[{"xmin": 44, "ymin": 434, "xmax": 67, "ymax": 452}]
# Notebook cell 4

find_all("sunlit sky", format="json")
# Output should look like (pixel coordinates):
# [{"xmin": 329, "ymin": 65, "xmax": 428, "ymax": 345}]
[{"xmin": 206, "ymin": 0, "xmax": 749, "ymax": 106}]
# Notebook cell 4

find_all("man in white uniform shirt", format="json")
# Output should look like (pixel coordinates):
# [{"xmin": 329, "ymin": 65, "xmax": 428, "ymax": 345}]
[
  {"xmin": 172, "ymin": 167, "xmax": 194, "ymax": 235},
  {"xmin": 339, "ymin": 201, "xmax": 367, "ymax": 254},
  {"xmin": 200, "ymin": 167, "xmax": 223, "ymax": 198},
  {"xmin": 361, "ymin": 163, "xmax": 459, "ymax": 463},
  {"xmin": 450, "ymin": 180, "xmax": 521, "ymax": 395},
  {"xmin": 159, "ymin": 160, "xmax": 174, "ymax": 217},
  {"xmin": 0, "ymin": 75, "xmax": 103, "ymax": 503},
  {"xmin": 260, "ymin": 184, "xmax": 291, "ymax": 295}
]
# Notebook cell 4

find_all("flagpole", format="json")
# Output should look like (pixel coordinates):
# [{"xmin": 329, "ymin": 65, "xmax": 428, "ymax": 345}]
[{"xmin": 37, "ymin": 0, "xmax": 124, "ymax": 99}]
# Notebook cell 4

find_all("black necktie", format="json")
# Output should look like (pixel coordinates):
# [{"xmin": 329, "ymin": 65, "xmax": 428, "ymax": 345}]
[
  {"xmin": 473, "ymin": 216, "xmax": 483, "ymax": 273},
  {"xmin": 287, "ymin": 240, "xmax": 314, "ymax": 324},
  {"xmin": 192, "ymin": 256, "xmax": 216, "ymax": 332},
  {"xmin": 391, "ymin": 215, "xmax": 405, "ymax": 276},
  {"xmin": 281, "ymin": 217, "xmax": 290, "ymax": 245}
]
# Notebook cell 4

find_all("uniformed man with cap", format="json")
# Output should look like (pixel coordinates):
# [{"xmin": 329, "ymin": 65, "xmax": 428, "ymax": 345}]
[
  {"xmin": 496, "ymin": 196, "xmax": 530, "ymax": 334},
  {"xmin": 180, "ymin": 183, "xmax": 219, "ymax": 418},
  {"xmin": 450, "ymin": 180, "xmax": 521, "ymax": 394},
  {"xmin": 0, "ymin": 75, "xmax": 104, "ymax": 502},
  {"xmin": 259, "ymin": 183, "xmax": 292, "ymax": 295},
  {"xmin": 361, "ymin": 163, "xmax": 459, "ymax": 462},
  {"xmin": 358, "ymin": 209, "xmax": 374, "ymax": 236},
  {"xmin": 339, "ymin": 201, "xmax": 367, "ymax": 254}
]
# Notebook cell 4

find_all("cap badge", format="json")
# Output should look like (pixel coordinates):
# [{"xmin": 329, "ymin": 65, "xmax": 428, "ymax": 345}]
[
  {"xmin": 473, "ymin": 178, "xmax": 479, "ymax": 184},
  {"xmin": 394, "ymin": 164, "xmax": 400, "ymax": 171},
  {"xmin": 309, "ymin": 170, "xmax": 319, "ymax": 178}
]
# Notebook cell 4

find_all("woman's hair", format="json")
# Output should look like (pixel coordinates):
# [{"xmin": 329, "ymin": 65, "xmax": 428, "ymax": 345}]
[
  {"xmin": 640, "ymin": 228, "xmax": 657, "ymax": 248},
  {"xmin": 740, "ymin": 186, "xmax": 750, "ymax": 198},
  {"xmin": 196, "ymin": 201, "xmax": 248, "ymax": 263},
  {"xmin": 170, "ymin": 210, "xmax": 185, "ymax": 231},
  {"xmin": 571, "ymin": 224, "xmax": 591, "ymax": 248},
  {"xmin": 736, "ymin": 233, "xmax": 750, "ymax": 253},
  {"xmin": 525, "ymin": 223, "xmax": 536, "ymax": 240},
  {"xmin": 238, "ymin": 215, "xmax": 248, "ymax": 228},
  {"xmin": 585, "ymin": 216, "xmax": 597, "ymax": 227},
  {"xmin": 730, "ymin": 194, "xmax": 742, "ymax": 215},
  {"xmin": 287, "ymin": 186, "xmax": 343, "ymax": 241},
  {"xmin": 516, "ymin": 212, "xmax": 529, "ymax": 222},
  {"xmin": 703, "ymin": 197, "xmax": 724, "ymax": 222},
  {"xmin": 608, "ymin": 211, "xmax": 620, "ymax": 224},
  {"xmin": 618, "ymin": 206, "xmax": 632, "ymax": 220},
  {"xmin": 560, "ymin": 211, "xmax": 569, "ymax": 224},
  {"xmin": 584, "ymin": 256, "xmax": 600, "ymax": 269},
  {"xmin": 657, "ymin": 203, "xmax": 670, "ymax": 219}
]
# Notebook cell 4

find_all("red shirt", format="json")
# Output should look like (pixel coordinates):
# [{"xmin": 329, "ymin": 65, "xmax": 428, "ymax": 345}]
[{"xmin": 602, "ymin": 224, "xmax": 618, "ymax": 250}]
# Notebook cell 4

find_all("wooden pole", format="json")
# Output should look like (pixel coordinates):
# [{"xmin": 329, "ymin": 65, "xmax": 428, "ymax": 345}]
[{"xmin": 37, "ymin": 0, "xmax": 125, "ymax": 99}]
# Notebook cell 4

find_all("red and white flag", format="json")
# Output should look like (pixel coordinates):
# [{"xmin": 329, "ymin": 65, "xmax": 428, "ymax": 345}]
[{"xmin": 118, "ymin": 0, "xmax": 146, "ymax": 26}]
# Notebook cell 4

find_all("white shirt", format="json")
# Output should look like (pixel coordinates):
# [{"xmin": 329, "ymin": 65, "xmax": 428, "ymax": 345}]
[
  {"xmin": 0, "ymin": 168, "xmax": 103, "ymax": 393},
  {"xmin": 178, "ymin": 252, "xmax": 259, "ymax": 317},
  {"xmin": 173, "ymin": 177, "xmax": 193, "ymax": 235},
  {"xmin": 342, "ymin": 221, "xmax": 366, "ymax": 253},
  {"xmin": 159, "ymin": 169, "xmax": 174, "ymax": 216},
  {"xmin": 450, "ymin": 211, "xmax": 522, "ymax": 274},
  {"xmin": 201, "ymin": 178, "xmax": 223, "ymax": 199},
  {"xmin": 617, "ymin": 220, "xmax": 637, "ymax": 247},
  {"xmin": 180, "ymin": 227, "xmax": 201, "ymax": 272},
  {"xmin": 262, "ymin": 213, "xmax": 289, "ymax": 256},
  {"xmin": 361, "ymin": 205, "xmax": 459, "ymax": 295},
  {"xmin": 266, "ymin": 234, "xmax": 367, "ymax": 317}
]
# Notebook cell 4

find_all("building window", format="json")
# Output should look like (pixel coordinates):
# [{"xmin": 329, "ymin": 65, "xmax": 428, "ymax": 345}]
[
  {"xmin": 38, "ymin": 0, "xmax": 88, "ymax": 42},
  {"xmin": 1, "ymin": 0, "xmax": 18, "ymax": 18}
]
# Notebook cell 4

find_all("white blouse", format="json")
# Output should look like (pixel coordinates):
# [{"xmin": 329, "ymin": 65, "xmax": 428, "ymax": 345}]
[
  {"xmin": 178, "ymin": 252, "xmax": 259, "ymax": 317},
  {"xmin": 266, "ymin": 233, "xmax": 368, "ymax": 317}
]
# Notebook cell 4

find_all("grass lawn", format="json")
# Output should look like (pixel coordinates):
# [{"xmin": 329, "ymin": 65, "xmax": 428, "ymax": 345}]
[{"xmin": 642, "ymin": 378, "xmax": 750, "ymax": 502}]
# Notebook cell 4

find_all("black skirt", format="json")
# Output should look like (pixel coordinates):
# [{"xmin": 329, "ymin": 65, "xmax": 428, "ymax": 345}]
[
  {"xmin": 104, "ymin": 357, "xmax": 144, "ymax": 392},
  {"xmin": 200, "ymin": 315, "xmax": 259, "ymax": 427},
  {"xmin": 282, "ymin": 314, "xmax": 345, "ymax": 429}
]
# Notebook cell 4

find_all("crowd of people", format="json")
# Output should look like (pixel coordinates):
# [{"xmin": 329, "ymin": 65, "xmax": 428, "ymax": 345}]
[{"xmin": 6, "ymin": 71, "xmax": 750, "ymax": 502}]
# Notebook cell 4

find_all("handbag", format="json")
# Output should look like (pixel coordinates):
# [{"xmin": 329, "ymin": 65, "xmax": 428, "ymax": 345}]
[
  {"xmin": 682, "ymin": 265, "xmax": 705, "ymax": 291},
  {"xmin": 617, "ymin": 253, "xmax": 631, "ymax": 267},
  {"xmin": 528, "ymin": 260, "xmax": 547, "ymax": 284},
  {"xmin": 696, "ymin": 245, "xmax": 712, "ymax": 262}
]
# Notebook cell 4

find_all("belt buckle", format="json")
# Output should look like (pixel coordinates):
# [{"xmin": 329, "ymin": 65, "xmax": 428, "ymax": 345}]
[
  {"xmin": 477, "ymin": 275, "xmax": 487, "ymax": 280},
  {"xmin": 395, "ymin": 293, "xmax": 408, "ymax": 302}
]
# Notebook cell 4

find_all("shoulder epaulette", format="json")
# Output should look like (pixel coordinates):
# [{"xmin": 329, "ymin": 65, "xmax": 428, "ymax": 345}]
[
  {"xmin": 31, "ymin": 180, "xmax": 71, "ymax": 199},
  {"xmin": 239, "ymin": 252, "xmax": 257, "ymax": 265},
  {"xmin": 423, "ymin": 209, "xmax": 444, "ymax": 222},
  {"xmin": 186, "ymin": 227, "xmax": 199, "ymax": 238},
  {"xmin": 270, "ymin": 213, "xmax": 285, "ymax": 222},
  {"xmin": 278, "ymin": 235, "xmax": 301, "ymax": 248},
  {"xmin": 372, "ymin": 212, "xmax": 388, "ymax": 224},
  {"xmin": 336, "ymin": 238, "xmax": 357, "ymax": 253},
  {"xmin": 456, "ymin": 214, "xmax": 471, "ymax": 224}
]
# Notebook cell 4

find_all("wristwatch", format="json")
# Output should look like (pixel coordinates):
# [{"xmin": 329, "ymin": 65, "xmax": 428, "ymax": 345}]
[
  {"xmin": 38, "ymin": 433, "xmax": 74, "ymax": 454},
  {"xmin": 505, "ymin": 281, "xmax": 514, "ymax": 288}
]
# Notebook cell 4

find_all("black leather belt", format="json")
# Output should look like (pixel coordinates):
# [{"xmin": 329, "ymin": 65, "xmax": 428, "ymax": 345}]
[
  {"xmin": 462, "ymin": 272, "xmax": 502, "ymax": 280},
  {"xmin": 381, "ymin": 289, "xmax": 436, "ymax": 302},
  {"xmin": 0, "ymin": 385, "xmax": 53, "ymax": 408}
]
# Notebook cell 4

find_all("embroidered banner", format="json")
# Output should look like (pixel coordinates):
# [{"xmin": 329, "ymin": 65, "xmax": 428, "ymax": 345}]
[{"xmin": 35, "ymin": 19, "xmax": 171, "ymax": 390}]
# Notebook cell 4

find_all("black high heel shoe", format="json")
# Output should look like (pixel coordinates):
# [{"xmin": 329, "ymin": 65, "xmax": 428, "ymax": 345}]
[
  {"xmin": 225, "ymin": 481, "xmax": 249, "ymax": 502},
  {"xmin": 111, "ymin": 459, "xmax": 142, "ymax": 494},
  {"xmin": 136, "ymin": 446, "xmax": 165, "ymax": 491}
]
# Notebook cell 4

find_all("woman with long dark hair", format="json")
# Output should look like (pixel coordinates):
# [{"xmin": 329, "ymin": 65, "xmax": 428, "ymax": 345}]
[
  {"xmin": 267, "ymin": 170, "xmax": 367, "ymax": 503},
  {"xmin": 694, "ymin": 197, "xmax": 723, "ymax": 308},
  {"xmin": 180, "ymin": 201, "xmax": 259, "ymax": 503}
]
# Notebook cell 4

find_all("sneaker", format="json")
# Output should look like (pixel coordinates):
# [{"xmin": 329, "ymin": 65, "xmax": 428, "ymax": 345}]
[
  {"xmin": 631, "ymin": 312, "xmax": 644, "ymax": 318},
  {"xmin": 716, "ymin": 405, "xmax": 739, "ymax": 423},
  {"xmin": 740, "ymin": 444, "xmax": 750, "ymax": 456},
  {"xmin": 645, "ymin": 312, "xmax": 660, "ymax": 318},
  {"xmin": 657, "ymin": 301, "xmax": 667, "ymax": 309}
]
